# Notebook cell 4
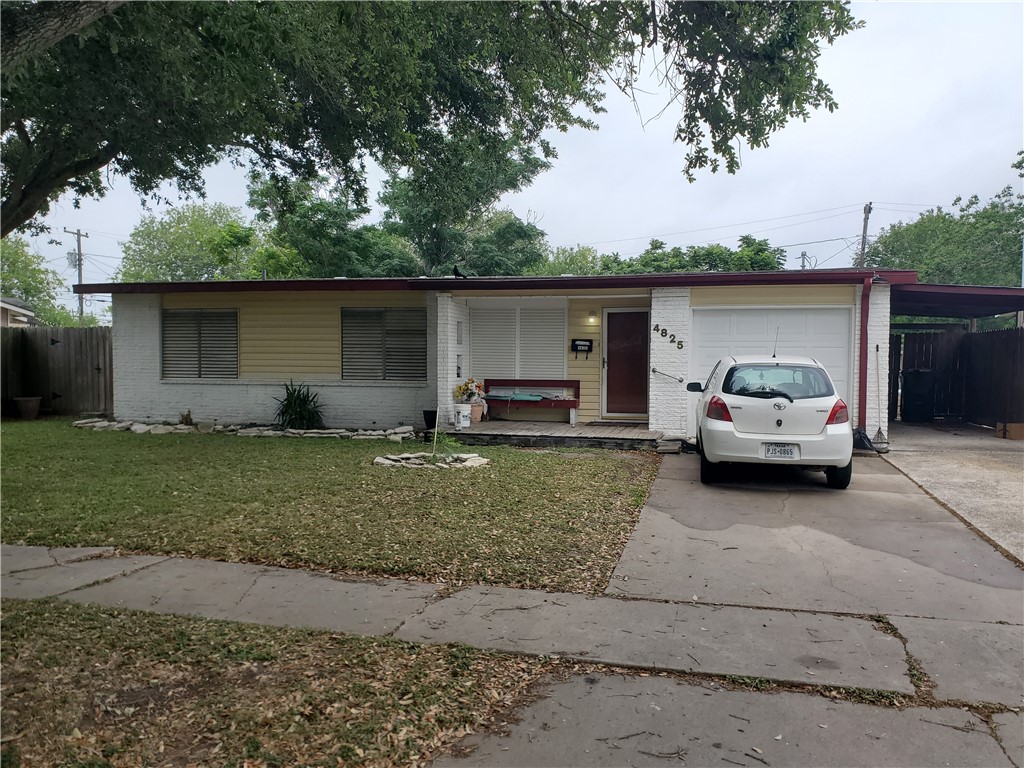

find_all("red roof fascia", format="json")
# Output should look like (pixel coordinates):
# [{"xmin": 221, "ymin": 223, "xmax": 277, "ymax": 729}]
[{"xmin": 75, "ymin": 269, "xmax": 918, "ymax": 295}]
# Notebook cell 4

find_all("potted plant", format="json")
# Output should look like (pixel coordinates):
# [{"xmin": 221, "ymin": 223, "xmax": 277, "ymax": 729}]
[{"xmin": 453, "ymin": 377, "xmax": 486, "ymax": 426}]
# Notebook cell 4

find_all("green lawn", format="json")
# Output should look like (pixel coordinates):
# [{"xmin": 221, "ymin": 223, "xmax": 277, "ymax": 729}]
[
  {"xmin": 1, "ymin": 420, "xmax": 658, "ymax": 593},
  {"xmin": 1, "ymin": 598, "xmax": 554, "ymax": 767}
]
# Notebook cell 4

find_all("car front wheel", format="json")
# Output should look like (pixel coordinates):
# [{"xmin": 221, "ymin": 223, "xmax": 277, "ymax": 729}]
[{"xmin": 825, "ymin": 460, "xmax": 853, "ymax": 490}]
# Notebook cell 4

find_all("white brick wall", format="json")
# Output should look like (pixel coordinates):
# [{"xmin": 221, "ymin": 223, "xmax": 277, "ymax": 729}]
[
  {"xmin": 433, "ymin": 295, "xmax": 472, "ymax": 427},
  {"xmin": 112, "ymin": 293, "xmax": 436, "ymax": 428},
  {"xmin": 649, "ymin": 288, "xmax": 691, "ymax": 436},
  {"xmin": 859, "ymin": 282, "xmax": 891, "ymax": 442}
]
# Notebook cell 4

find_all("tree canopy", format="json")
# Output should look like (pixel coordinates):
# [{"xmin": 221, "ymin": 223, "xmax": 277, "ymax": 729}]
[
  {"xmin": 865, "ymin": 186, "xmax": 1023, "ymax": 287},
  {"xmin": 0, "ymin": 237, "xmax": 100, "ymax": 325},
  {"xmin": 117, "ymin": 204, "xmax": 268, "ymax": 283},
  {"xmin": 1, "ymin": 1, "xmax": 860, "ymax": 237}
]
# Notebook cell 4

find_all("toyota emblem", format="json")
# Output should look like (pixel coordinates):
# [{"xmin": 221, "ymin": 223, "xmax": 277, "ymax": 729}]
[{"xmin": 773, "ymin": 402, "xmax": 786, "ymax": 410}]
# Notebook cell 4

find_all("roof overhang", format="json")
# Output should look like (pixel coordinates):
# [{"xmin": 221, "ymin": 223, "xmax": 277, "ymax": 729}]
[
  {"xmin": 890, "ymin": 283, "xmax": 1024, "ymax": 319},
  {"xmin": 76, "ymin": 268, "xmax": 918, "ymax": 295},
  {"xmin": 0, "ymin": 299, "xmax": 35, "ymax": 316}
]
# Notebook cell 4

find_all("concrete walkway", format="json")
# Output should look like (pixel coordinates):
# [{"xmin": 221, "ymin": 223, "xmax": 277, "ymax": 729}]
[{"xmin": 883, "ymin": 421, "xmax": 1024, "ymax": 562}]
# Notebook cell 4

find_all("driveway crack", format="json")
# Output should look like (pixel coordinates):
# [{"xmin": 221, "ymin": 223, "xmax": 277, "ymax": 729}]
[{"xmin": 234, "ymin": 569, "xmax": 269, "ymax": 606}]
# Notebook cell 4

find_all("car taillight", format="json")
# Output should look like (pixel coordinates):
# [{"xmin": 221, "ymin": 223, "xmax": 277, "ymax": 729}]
[
  {"xmin": 826, "ymin": 399, "xmax": 849, "ymax": 425},
  {"xmin": 706, "ymin": 395, "xmax": 733, "ymax": 422}
]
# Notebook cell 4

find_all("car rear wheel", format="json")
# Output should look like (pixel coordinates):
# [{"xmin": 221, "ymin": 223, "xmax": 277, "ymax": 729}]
[
  {"xmin": 699, "ymin": 436, "xmax": 720, "ymax": 485},
  {"xmin": 825, "ymin": 460, "xmax": 852, "ymax": 489}
]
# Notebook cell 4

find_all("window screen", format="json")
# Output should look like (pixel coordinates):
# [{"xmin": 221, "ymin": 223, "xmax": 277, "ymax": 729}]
[
  {"xmin": 342, "ymin": 308, "xmax": 427, "ymax": 380},
  {"xmin": 161, "ymin": 310, "xmax": 238, "ymax": 378}
]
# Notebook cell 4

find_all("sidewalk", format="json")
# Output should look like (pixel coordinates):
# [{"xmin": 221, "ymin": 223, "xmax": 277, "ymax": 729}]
[
  {"xmin": 2, "ymin": 544, "xmax": 910, "ymax": 692},
  {"xmin": 3, "ymin": 544, "xmax": 1022, "ymax": 766}
]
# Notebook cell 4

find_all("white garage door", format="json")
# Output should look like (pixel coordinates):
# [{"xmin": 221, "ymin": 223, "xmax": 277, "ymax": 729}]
[{"xmin": 691, "ymin": 308, "xmax": 853, "ymax": 400}]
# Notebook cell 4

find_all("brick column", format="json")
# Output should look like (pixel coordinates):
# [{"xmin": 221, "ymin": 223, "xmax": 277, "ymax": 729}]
[{"xmin": 649, "ymin": 287, "xmax": 691, "ymax": 435}]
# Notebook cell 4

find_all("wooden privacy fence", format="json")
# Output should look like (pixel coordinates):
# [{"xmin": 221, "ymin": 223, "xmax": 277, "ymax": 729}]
[
  {"xmin": 1, "ymin": 327, "xmax": 112, "ymax": 417},
  {"xmin": 961, "ymin": 327, "xmax": 1024, "ymax": 426},
  {"xmin": 888, "ymin": 327, "xmax": 1024, "ymax": 426}
]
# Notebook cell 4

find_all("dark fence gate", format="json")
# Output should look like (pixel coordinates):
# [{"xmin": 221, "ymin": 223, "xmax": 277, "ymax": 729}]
[
  {"xmin": 888, "ymin": 327, "xmax": 1024, "ymax": 426},
  {"xmin": 1, "ymin": 327, "xmax": 113, "ymax": 417},
  {"xmin": 961, "ymin": 327, "xmax": 1024, "ymax": 426}
]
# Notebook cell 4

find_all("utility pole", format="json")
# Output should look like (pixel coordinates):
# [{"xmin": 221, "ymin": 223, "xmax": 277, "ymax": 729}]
[
  {"xmin": 64, "ymin": 227, "xmax": 88, "ymax": 321},
  {"xmin": 857, "ymin": 202, "xmax": 872, "ymax": 268},
  {"xmin": 800, "ymin": 250, "xmax": 808, "ymax": 270}
]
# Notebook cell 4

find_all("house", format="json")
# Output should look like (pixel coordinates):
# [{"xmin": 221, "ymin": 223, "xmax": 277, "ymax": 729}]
[
  {"xmin": 1, "ymin": 297, "xmax": 36, "ymax": 327},
  {"xmin": 79, "ymin": 269, "xmax": 938, "ymax": 441}
]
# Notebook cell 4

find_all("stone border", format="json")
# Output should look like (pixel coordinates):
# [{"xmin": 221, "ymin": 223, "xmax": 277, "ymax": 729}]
[
  {"xmin": 72, "ymin": 419, "xmax": 418, "ymax": 442},
  {"xmin": 373, "ymin": 452, "xmax": 491, "ymax": 469}
]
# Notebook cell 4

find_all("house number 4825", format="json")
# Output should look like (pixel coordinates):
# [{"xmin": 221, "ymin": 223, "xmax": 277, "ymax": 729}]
[{"xmin": 652, "ymin": 324, "xmax": 684, "ymax": 349}]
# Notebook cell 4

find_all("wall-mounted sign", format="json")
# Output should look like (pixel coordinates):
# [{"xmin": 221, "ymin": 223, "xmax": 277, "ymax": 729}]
[{"xmin": 571, "ymin": 338, "xmax": 594, "ymax": 360}]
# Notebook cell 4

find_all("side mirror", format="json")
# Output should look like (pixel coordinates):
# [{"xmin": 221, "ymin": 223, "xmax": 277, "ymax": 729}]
[{"xmin": 686, "ymin": 382, "xmax": 704, "ymax": 393}]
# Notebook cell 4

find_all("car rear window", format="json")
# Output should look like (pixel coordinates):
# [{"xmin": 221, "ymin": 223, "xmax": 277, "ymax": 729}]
[{"xmin": 723, "ymin": 364, "xmax": 834, "ymax": 400}]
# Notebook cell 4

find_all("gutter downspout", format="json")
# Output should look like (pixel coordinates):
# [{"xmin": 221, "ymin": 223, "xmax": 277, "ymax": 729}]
[{"xmin": 858, "ymin": 277, "xmax": 872, "ymax": 434}]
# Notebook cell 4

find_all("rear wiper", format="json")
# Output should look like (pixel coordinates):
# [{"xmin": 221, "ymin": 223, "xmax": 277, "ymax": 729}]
[{"xmin": 744, "ymin": 389, "xmax": 794, "ymax": 403}]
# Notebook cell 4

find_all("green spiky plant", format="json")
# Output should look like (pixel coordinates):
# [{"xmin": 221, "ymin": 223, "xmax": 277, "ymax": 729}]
[{"xmin": 273, "ymin": 380, "xmax": 326, "ymax": 430}]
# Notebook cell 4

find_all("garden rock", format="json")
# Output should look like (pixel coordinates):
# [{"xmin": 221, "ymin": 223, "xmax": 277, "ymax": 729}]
[
  {"xmin": 374, "ymin": 452, "xmax": 491, "ymax": 469},
  {"xmin": 149, "ymin": 425, "xmax": 175, "ymax": 435},
  {"xmin": 73, "ymin": 418, "xmax": 103, "ymax": 427},
  {"xmin": 197, "ymin": 422, "xmax": 215, "ymax": 434},
  {"xmin": 112, "ymin": 422, "xmax": 133, "ymax": 431},
  {"xmin": 236, "ymin": 428, "xmax": 263, "ymax": 437},
  {"xmin": 130, "ymin": 423, "xmax": 152, "ymax": 434}
]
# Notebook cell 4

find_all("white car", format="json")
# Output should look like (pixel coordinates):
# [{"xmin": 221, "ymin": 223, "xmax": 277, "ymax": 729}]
[{"xmin": 687, "ymin": 355, "xmax": 854, "ymax": 489}]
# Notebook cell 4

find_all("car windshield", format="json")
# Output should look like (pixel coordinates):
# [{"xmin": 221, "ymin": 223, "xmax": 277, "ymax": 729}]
[{"xmin": 723, "ymin": 364, "xmax": 834, "ymax": 400}]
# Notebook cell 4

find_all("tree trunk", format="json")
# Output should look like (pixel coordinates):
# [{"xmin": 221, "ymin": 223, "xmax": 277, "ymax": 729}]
[{"xmin": 1, "ymin": 1, "xmax": 129, "ymax": 75}]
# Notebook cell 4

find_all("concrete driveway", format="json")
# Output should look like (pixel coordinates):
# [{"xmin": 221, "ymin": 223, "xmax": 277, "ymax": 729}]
[
  {"xmin": 441, "ymin": 451, "xmax": 1023, "ymax": 767},
  {"xmin": 883, "ymin": 421, "xmax": 1024, "ymax": 561},
  {"xmin": 607, "ymin": 455, "xmax": 1022, "ymax": 624}
]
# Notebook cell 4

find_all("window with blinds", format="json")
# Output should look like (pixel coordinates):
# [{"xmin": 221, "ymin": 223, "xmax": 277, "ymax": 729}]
[
  {"xmin": 470, "ymin": 307, "xmax": 566, "ymax": 378},
  {"xmin": 342, "ymin": 308, "xmax": 427, "ymax": 381},
  {"xmin": 161, "ymin": 310, "xmax": 238, "ymax": 378}
]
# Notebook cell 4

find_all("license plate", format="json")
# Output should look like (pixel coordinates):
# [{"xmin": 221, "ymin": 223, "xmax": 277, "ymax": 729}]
[{"xmin": 765, "ymin": 443, "xmax": 797, "ymax": 459}]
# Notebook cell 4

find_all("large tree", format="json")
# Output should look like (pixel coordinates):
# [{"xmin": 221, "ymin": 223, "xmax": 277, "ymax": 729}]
[
  {"xmin": 865, "ymin": 186, "xmax": 1023, "ymax": 286},
  {"xmin": 2, "ymin": 1, "xmax": 860, "ymax": 237},
  {"xmin": 379, "ymin": 134, "xmax": 551, "ymax": 275},
  {"xmin": 0, "ymin": 237, "xmax": 99, "ymax": 325},
  {"xmin": 117, "ymin": 204, "xmax": 263, "ymax": 282},
  {"xmin": 247, "ymin": 174, "xmax": 421, "ymax": 278}
]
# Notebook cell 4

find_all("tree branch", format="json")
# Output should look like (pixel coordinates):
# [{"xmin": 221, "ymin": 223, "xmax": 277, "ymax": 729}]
[
  {"xmin": 1, "ymin": 142, "xmax": 119, "ymax": 238},
  {"xmin": 1, "ymin": 1, "xmax": 129, "ymax": 75}
]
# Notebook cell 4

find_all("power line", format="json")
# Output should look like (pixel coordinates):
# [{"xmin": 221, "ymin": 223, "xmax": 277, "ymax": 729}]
[
  {"xmin": 873, "ymin": 201, "xmax": 943, "ymax": 208},
  {"xmin": 775, "ymin": 234, "xmax": 863, "ymax": 248},
  {"xmin": 577, "ymin": 204, "xmax": 862, "ymax": 247},
  {"xmin": 614, "ymin": 211, "xmax": 860, "ymax": 257}
]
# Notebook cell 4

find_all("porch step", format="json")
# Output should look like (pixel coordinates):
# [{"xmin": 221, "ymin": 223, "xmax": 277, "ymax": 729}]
[
  {"xmin": 454, "ymin": 432, "xmax": 660, "ymax": 452},
  {"xmin": 655, "ymin": 439, "xmax": 682, "ymax": 454}
]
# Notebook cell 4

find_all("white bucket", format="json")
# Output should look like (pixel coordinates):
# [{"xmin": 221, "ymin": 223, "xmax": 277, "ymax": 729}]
[{"xmin": 453, "ymin": 404, "xmax": 472, "ymax": 430}]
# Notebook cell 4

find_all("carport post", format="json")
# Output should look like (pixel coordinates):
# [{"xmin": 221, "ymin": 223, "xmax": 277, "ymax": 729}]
[{"xmin": 857, "ymin": 276, "xmax": 871, "ymax": 432}]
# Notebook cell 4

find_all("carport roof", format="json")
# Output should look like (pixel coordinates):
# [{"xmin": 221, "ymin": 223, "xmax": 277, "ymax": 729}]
[{"xmin": 890, "ymin": 283, "xmax": 1024, "ymax": 319}]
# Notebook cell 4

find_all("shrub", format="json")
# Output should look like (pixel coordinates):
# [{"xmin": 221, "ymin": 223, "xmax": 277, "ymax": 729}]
[{"xmin": 273, "ymin": 381, "xmax": 326, "ymax": 430}]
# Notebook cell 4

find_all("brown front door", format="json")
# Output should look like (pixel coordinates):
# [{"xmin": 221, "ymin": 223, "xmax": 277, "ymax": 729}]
[{"xmin": 605, "ymin": 310, "xmax": 649, "ymax": 416}]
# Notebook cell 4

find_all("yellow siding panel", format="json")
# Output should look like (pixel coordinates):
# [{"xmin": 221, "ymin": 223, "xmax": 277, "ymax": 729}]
[
  {"xmin": 691, "ymin": 285, "xmax": 855, "ymax": 307},
  {"xmin": 161, "ymin": 291, "xmax": 426, "ymax": 378}
]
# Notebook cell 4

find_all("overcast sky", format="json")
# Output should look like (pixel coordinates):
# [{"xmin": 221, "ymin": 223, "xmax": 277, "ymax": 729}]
[{"xmin": 27, "ymin": 1, "xmax": 1024, "ymax": 315}]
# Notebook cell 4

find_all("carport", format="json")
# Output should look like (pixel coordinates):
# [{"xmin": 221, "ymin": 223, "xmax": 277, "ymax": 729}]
[{"xmin": 888, "ymin": 283, "xmax": 1024, "ymax": 430}]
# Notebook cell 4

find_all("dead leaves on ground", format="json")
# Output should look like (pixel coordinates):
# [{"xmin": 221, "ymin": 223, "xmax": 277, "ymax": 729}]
[{"xmin": 1, "ymin": 599, "xmax": 554, "ymax": 768}]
